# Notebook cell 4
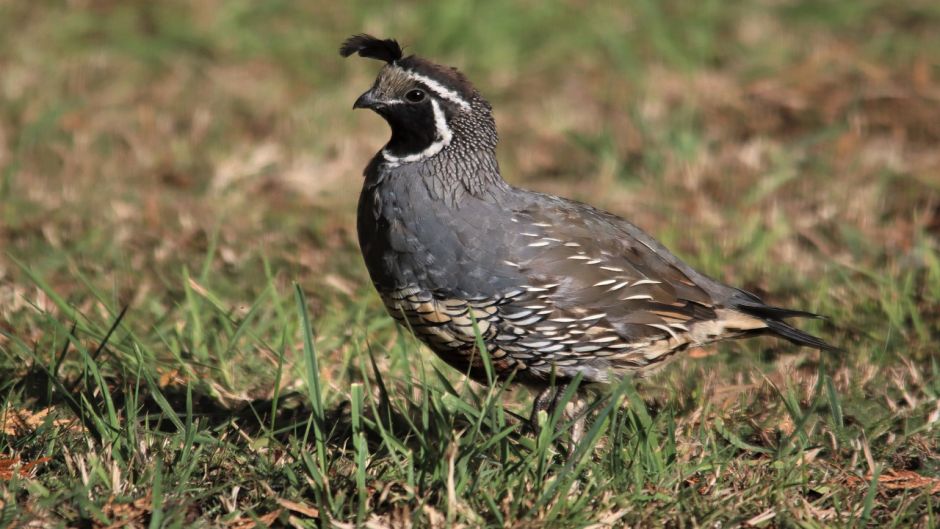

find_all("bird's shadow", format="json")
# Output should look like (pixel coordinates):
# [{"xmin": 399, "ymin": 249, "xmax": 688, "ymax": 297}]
[{"xmin": 2, "ymin": 364, "xmax": 520, "ymax": 458}]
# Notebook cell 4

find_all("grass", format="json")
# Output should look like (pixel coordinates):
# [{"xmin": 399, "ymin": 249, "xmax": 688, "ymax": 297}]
[{"xmin": 1, "ymin": 0, "xmax": 940, "ymax": 527}]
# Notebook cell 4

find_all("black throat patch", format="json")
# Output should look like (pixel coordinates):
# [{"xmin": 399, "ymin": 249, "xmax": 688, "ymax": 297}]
[{"xmin": 381, "ymin": 102, "xmax": 441, "ymax": 158}]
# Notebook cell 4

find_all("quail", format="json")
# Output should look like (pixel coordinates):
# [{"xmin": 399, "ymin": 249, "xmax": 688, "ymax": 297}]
[{"xmin": 340, "ymin": 34, "xmax": 836, "ymax": 443}]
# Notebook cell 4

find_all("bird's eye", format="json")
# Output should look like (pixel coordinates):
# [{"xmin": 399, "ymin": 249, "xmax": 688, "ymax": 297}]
[{"xmin": 405, "ymin": 89, "xmax": 426, "ymax": 103}]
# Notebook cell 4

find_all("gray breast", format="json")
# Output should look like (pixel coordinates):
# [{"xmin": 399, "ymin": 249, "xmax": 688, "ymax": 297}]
[{"xmin": 357, "ymin": 160, "xmax": 521, "ymax": 297}]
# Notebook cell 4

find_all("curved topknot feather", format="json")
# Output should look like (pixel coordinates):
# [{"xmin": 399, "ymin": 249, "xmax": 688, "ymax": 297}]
[{"xmin": 339, "ymin": 34, "xmax": 403, "ymax": 63}]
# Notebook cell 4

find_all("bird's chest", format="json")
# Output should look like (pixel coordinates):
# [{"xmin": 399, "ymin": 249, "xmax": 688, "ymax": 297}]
[
  {"xmin": 356, "ymin": 168, "xmax": 513, "ymax": 295},
  {"xmin": 358, "ymin": 178, "xmax": 452, "ymax": 290}
]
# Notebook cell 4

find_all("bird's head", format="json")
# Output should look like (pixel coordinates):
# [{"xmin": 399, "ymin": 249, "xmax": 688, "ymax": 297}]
[{"xmin": 340, "ymin": 34, "xmax": 497, "ymax": 165}]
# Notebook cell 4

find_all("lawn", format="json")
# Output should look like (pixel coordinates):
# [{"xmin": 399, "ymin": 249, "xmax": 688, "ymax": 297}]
[{"xmin": 1, "ymin": 1, "xmax": 939, "ymax": 527}]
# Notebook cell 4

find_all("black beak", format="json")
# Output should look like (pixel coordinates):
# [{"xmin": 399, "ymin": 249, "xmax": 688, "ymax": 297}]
[{"xmin": 353, "ymin": 89, "xmax": 382, "ymax": 110}]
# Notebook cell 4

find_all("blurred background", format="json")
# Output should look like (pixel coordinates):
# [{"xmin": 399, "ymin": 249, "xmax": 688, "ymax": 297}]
[
  {"xmin": 1, "ymin": 1, "xmax": 940, "ymax": 525},
  {"xmin": 3, "ymin": 1, "xmax": 939, "ymax": 342}
]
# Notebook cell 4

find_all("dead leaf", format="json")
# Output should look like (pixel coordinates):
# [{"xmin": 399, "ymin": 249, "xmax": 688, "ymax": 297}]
[
  {"xmin": 3, "ymin": 407, "xmax": 46, "ymax": 435},
  {"xmin": 877, "ymin": 469, "xmax": 940, "ymax": 494},
  {"xmin": 158, "ymin": 369, "xmax": 186, "ymax": 388},
  {"xmin": 797, "ymin": 447, "xmax": 822, "ymax": 466},
  {"xmin": 275, "ymin": 498, "xmax": 319, "ymax": 518},
  {"xmin": 846, "ymin": 469, "xmax": 940, "ymax": 494},
  {"xmin": 226, "ymin": 509, "xmax": 283, "ymax": 529},
  {"xmin": 744, "ymin": 508, "xmax": 776, "ymax": 527},
  {"xmin": 2, "ymin": 407, "xmax": 78, "ymax": 437},
  {"xmin": 97, "ymin": 494, "xmax": 152, "ymax": 529},
  {"xmin": 584, "ymin": 508, "xmax": 629, "ymax": 529},
  {"xmin": 0, "ymin": 457, "xmax": 15, "ymax": 480},
  {"xmin": 0, "ymin": 456, "xmax": 50, "ymax": 480}
]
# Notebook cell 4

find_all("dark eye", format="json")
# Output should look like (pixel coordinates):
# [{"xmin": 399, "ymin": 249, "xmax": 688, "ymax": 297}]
[{"xmin": 405, "ymin": 89, "xmax": 426, "ymax": 103}]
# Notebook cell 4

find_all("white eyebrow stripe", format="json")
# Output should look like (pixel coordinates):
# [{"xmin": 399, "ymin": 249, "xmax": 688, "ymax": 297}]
[
  {"xmin": 401, "ymin": 69, "xmax": 472, "ymax": 110},
  {"xmin": 382, "ymin": 99, "xmax": 452, "ymax": 166}
]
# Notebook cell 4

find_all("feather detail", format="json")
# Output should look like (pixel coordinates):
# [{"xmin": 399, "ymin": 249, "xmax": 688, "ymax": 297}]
[
  {"xmin": 339, "ymin": 34, "xmax": 403, "ymax": 63},
  {"xmin": 764, "ymin": 319, "xmax": 841, "ymax": 352}
]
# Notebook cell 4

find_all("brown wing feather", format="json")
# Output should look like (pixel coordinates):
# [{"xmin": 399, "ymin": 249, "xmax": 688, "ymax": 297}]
[{"xmin": 502, "ymin": 196, "xmax": 722, "ymax": 333}]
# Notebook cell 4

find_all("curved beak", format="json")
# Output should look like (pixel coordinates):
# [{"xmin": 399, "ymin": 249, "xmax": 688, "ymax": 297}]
[{"xmin": 353, "ymin": 89, "xmax": 382, "ymax": 110}]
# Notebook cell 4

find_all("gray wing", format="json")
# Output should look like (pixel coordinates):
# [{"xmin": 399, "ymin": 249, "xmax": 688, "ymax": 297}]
[{"xmin": 483, "ymin": 192, "xmax": 767, "ymax": 380}]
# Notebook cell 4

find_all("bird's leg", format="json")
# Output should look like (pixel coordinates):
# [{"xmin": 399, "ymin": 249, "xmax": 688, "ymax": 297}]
[
  {"xmin": 530, "ymin": 383, "xmax": 589, "ymax": 456},
  {"xmin": 529, "ymin": 386, "xmax": 556, "ymax": 437},
  {"xmin": 561, "ymin": 391, "xmax": 588, "ymax": 457}
]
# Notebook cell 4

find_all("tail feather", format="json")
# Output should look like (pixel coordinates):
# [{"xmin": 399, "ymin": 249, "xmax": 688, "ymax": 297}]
[
  {"xmin": 729, "ymin": 292, "xmax": 839, "ymax": 352},
  {"xmin": 733, "ymin": 299, "xmax": 823, "ymax": 320},
  {"xmin": 763, "ymin": 319, "xmax": 840, "ymax": 352}
]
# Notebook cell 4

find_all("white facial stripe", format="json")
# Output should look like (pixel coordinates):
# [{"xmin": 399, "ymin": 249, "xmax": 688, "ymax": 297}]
[
  {"xmin": 400, "ymin": 69, "xmax": 471, "ymax": 110},
  {"xmin": 382, "ymin": 99, "xmax": 452, "ymax": 166}
]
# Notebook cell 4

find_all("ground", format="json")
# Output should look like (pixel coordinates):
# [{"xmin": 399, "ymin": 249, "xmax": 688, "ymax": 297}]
[{"xmin": 1, "ymin": 1, "xmax": 940, "ymax": 527}]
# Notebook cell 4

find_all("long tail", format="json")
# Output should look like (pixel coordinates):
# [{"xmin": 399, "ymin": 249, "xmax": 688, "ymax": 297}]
[
  {"xmin": 731, "ymin": 292, "xmax": 840, "ymax": 352},
  {"xmin": 762, "ymin": 318, "xmax": 840, "ymax": 352}
]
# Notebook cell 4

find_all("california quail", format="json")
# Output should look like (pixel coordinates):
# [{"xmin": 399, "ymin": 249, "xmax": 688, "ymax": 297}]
[{"xmin": 340, "ymin": 34, "xmax": 836, "ymax": 442}]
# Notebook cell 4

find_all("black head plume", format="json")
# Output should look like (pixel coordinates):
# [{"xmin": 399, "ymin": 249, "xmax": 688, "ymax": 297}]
[{"xmin": 339, "ymin": 34, "xmax": 403, "ymax": 63}]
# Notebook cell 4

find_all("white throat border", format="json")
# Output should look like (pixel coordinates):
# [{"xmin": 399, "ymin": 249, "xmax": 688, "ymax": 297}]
[{"xmin": 382, "ymin": 99, "xmax": 453, "ymax": 167}]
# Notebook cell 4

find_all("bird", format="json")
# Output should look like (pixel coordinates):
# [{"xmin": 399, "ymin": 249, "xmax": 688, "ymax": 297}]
[{"xmin": 340, "ymin": 34, "xmax": 837, "ymax": 445}]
